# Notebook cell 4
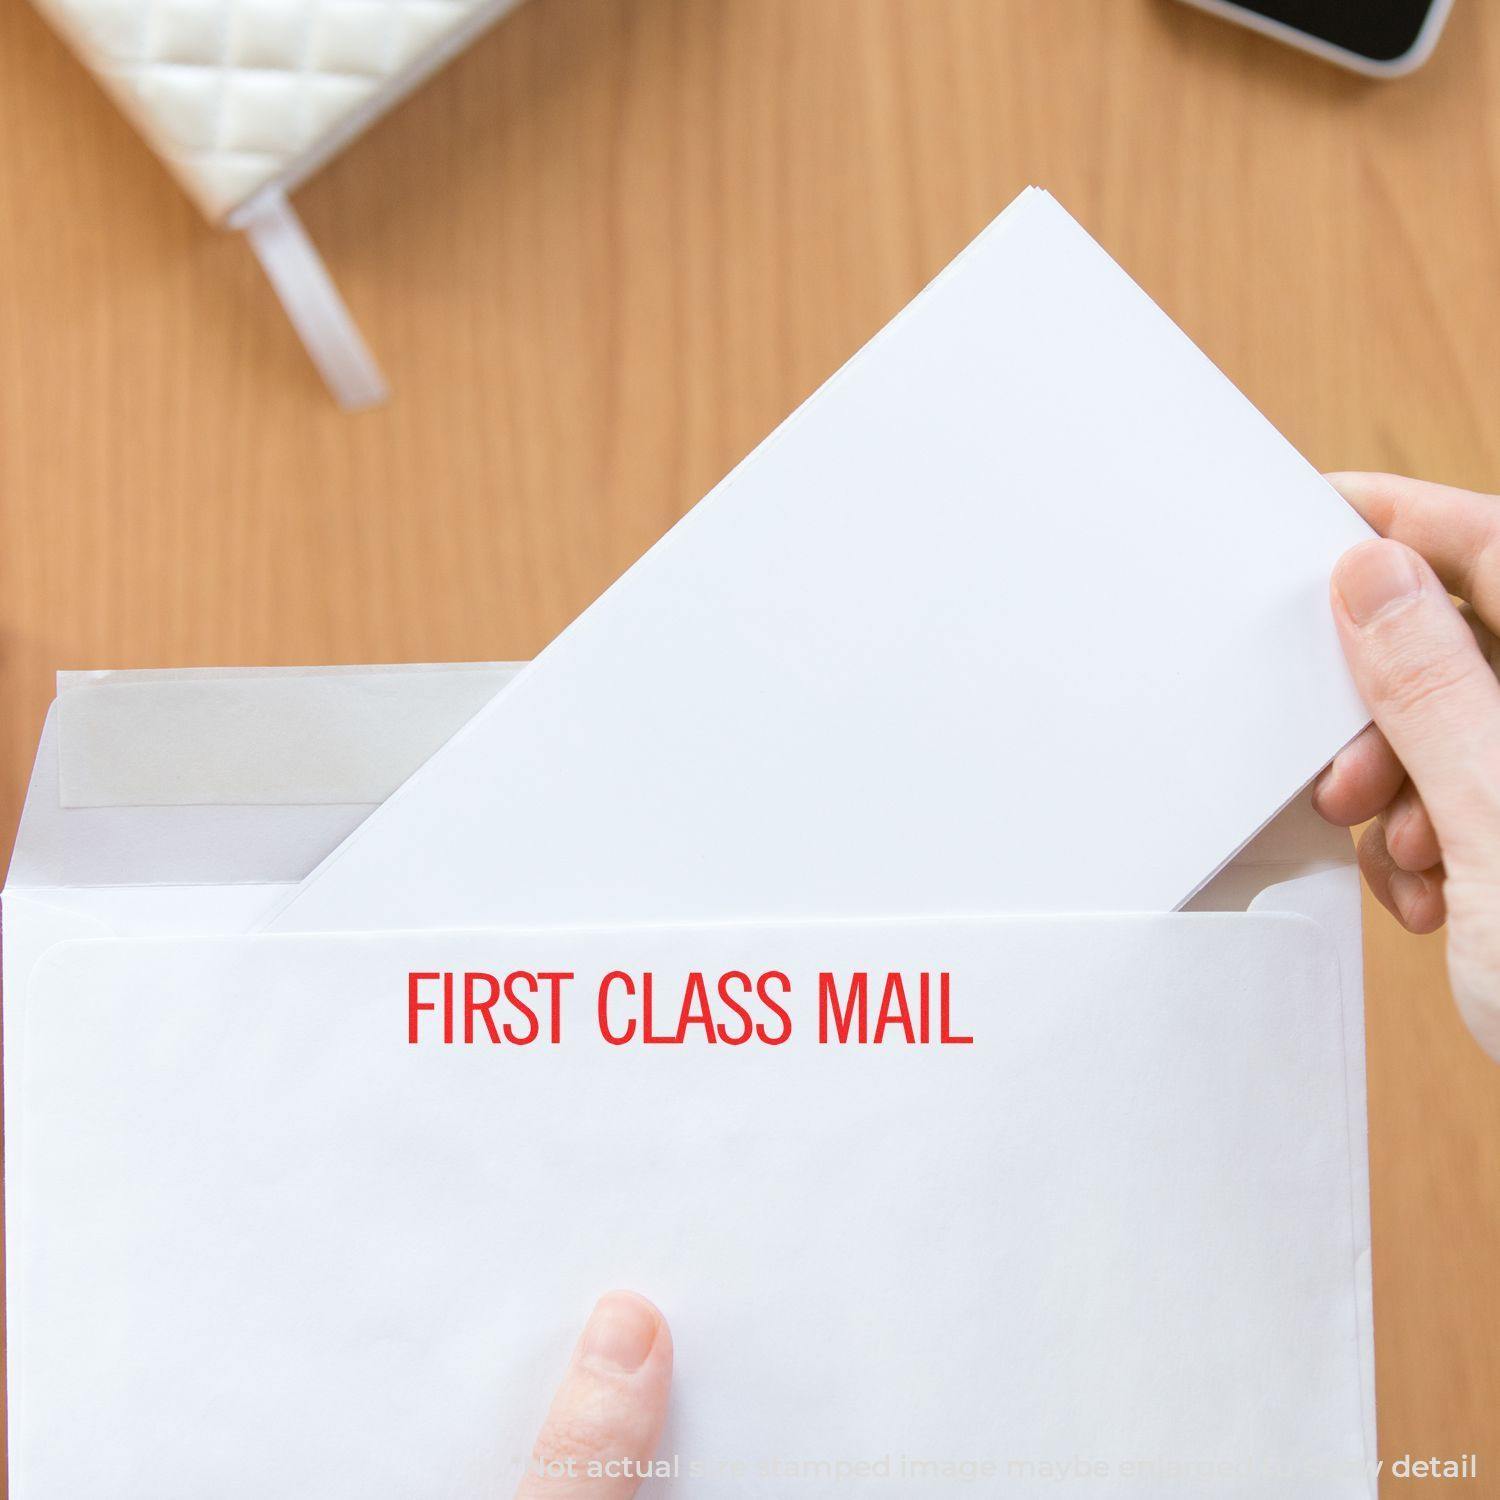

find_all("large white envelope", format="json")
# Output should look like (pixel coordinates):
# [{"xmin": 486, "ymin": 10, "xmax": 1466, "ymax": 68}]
[
  {"xmin": 2, "ymin": 667, "xmax": 1375, "ymax": 1497},
  {"xmin": 20, "ymin": 913, "xmax": 1373, "ymax": 1499},
  {"xmin": 262, "ymin": 188, "xmax": 1374, "ymax": 936}
]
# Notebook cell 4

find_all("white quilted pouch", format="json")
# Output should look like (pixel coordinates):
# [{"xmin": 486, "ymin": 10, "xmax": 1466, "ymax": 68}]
[{"xmin": 34, "ymin": 0, "xmax": 528, "ymax": 407}]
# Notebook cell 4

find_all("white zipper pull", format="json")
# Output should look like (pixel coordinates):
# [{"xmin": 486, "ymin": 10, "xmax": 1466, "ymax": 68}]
[{"xmin": 232, "ymin": 187, "xmax": 389, "ymax": 411}]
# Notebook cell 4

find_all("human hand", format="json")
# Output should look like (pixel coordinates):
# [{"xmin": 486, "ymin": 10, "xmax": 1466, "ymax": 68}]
[
  {"xmin": 515, "ymin": 1291, "xmax": 673, "ymax": 1497},
  {"xmin": 1314, "ymin": 472, "xmax": 1500, "ymax": 1062}
]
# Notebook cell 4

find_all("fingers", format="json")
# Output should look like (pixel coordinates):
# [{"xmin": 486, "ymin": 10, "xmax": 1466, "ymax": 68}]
[
  {"xmin": 1380, "ymin": 780, "xmax": 1442, "ymax": 873},
  {"xmin": 1444, "ymin": 885, "xmax": 1500, "ymax": 1063},
  {"xmin": 514, "ymin": 1292, "xmax": 672, "ymax": 1499},
  {"xmin": 1358, "ymin": 821, "xmax": 1447, "ymax": 935},
  {"xmin": 1312, "ymin": 723, "xmax": 1404, "ymax": 826},
  {"xmin": 1330, "ymin": 538, "xmax": 1500, "ymax": 873},
  {"xmin": 1313, "ymin": 588, "xmax": 1500, "ymax": 836},
  {"xmin": 1327, "ymin": 472, "xmax": 1500, "ymax": 628}
]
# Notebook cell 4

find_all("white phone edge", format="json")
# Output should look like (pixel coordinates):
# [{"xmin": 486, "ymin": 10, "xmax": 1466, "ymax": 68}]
[{"xmin": 1175, "ymin": 0, "xmax": 1455, "ymax": 78}]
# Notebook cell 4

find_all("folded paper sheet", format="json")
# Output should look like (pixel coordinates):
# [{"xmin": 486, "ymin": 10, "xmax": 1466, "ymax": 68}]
[
  {"xmin": 19, "ymin": 915, "xmax": 1373, "ymax": 1499},
  {"xmin": 263, "ymin": 189, "xmax": 1374, "ymax": 934}
]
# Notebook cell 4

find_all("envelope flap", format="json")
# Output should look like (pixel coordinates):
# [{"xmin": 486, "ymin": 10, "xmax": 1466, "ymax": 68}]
[{"xmin": 5, "ymin": 665, "xmax": 519, "ymax": 890}]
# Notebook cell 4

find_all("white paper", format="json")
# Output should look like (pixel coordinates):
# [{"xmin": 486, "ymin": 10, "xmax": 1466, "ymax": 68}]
[
  {"xmin": 19, "ymin": 914, "xmax": 1373, "ymax": 1498},
  {"xmin": 260, "ymin": 189, "xmax": 1373, "ymax": 936}
]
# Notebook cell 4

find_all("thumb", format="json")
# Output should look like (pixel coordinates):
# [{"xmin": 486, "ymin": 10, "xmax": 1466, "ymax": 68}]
[
  {"xmin": 1331, "ymin": 538, "xmax": 1500, "ymax": 871},
  {"xmin": 514, "ymin": 1292, "xmax": 673, "ymax": 1498}
]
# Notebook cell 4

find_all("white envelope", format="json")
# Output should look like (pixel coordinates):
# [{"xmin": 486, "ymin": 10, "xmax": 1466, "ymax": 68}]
[
  {"xmin": 2, "ymin": 667, "xmax": 1376, "ymax": 1497},
  {"xmin": 20, "ymin": 915, "xmax": 1372, "ymax": 1498}
]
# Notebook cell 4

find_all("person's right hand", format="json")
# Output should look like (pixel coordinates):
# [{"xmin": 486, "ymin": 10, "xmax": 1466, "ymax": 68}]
[{"xmin": 1314, "ymin": 473, "xmax": 1500, "ymax": 1063}]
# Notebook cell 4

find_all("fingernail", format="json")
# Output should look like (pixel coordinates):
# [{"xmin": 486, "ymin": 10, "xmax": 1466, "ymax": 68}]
[
  {"xmin": 579, "ymin": 1292, "xmax": 659, "ymax": 1373},
  {"xmin": 1389, "ymin": 869, "xmax": 1426, "ymax": 924},
  {"xmin": 1333, "ymin": 540, "xmax": 1422, "ymax": 627}
]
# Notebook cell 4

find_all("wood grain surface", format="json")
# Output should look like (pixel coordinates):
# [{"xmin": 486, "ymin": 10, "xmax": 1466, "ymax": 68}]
[{"xmin": 2, "ymin": 0, "xmax": 1498, "ymax": 1490}]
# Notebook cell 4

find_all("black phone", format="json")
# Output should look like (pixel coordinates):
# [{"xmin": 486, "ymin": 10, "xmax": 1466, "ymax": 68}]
[{"xmin": 1177, "ymin": 0, "xmax": 1454, "ymax": 75}]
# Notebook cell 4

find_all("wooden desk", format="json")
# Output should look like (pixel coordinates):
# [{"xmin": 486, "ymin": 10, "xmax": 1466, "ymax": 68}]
[{"xmin": 1, "ymin": 0, "xmax": 1496, "ymax": 1489}]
